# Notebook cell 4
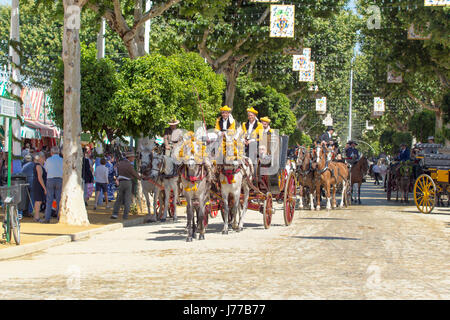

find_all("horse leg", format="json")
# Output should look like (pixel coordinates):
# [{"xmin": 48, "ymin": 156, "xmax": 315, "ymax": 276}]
[
  {"xmin": 358, "ymin": 183, "xmax": 362, "ymax": 204},
  {"xmin": 185, "ymin": 197, "xmax": 193, "ymax": 242},
  {"xmin": 222, "ymin": 192, "xmax": 229, "ymax": 235},
  {"xmin": 238, "ymin": 182, "xmax": 249, "ymax": 231},
  {"xmin": 198, "ymin": 193, "xmax": 206, "ymax": 240},
  {"xmin": 309, "ymin": 189, "xmax": 315, "ymax": 211},
  {"xmin": 315, "ymin": 182, "xmax": 321, "ymax": 211},
  {"xmin": 172, "ymin": 179, "xmax": 178, "ymax": 222},
  {"xmin": 326, "ymin": 182, "xmax": 332, "ymax": 210},
  {"xmin": 340, "ymin": 180, "xmax": 346, "ymax": 208},
  {"xmin": 298, "ymin": 185, "xmax": 304, "ymax": 209}
]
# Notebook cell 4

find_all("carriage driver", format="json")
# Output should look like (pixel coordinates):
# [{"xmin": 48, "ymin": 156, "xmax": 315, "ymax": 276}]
[
  {"xmin": 345, "ymin": 141, "xmax": 360, "ymax": 163},
  {"xmin": 164, "ymin": 117, "xmax": 183, "ymax": 157},
  {"xmin": 215, "ymin": 105, "xmax": 236, "ymax": 135},
  {"xmin": 242, "ymin": 107, "xmax": 263, "ymax": 157}
]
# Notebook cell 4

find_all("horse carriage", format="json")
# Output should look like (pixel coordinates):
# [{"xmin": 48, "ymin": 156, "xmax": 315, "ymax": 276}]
[
  {"xmin": 202, "ymin": 134, "xmax": 297, "ymax": 232},
  {"xmin": 140, "ymin": 129, "xmax": 297, "ymax": 242},
  {"xmin": 385, "ymin": 160, "xmax": 416, "ymax": 203},
  {"xmin": 413, "ymin": 143, "xmax": 450, "ymax": 213},
  {"xmin": 294, "ymin": 144, "xmax": 353, "ymax": 210}
]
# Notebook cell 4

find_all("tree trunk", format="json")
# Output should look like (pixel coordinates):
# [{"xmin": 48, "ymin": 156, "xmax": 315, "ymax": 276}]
[
  {"xmin": 59, "ymin": 0, "xmax": 89, "ymax": 226},
  {"xmin": 223, "ymin": 61, "xmax": 239, "ymax": 108}
]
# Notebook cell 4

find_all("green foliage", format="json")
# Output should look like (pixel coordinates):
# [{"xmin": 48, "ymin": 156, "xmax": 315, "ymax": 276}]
[
  {"xmin": 288, "ymin": 129, "xmax": 313, "ymax": 147},
  {"xmin": 0, "ymin": 1, "xmax": 127, "ymax": 87},
  {"xmin": 408, "ymin": 110, "xmax": 435, "ymax": 143},
  {"xmin": 48, "ymin": 43, "xmax": 121, "ymax": 140},
  {"xmin": 234, "ymin": 76, "xmax": 296, "ymax": 136},
  {"xmin": 380, "ymin": 129, "xmax": 413, "ymax": 155},
  {"xmin": 115, "ymin": 51, "xmax": 225, "ymax": 136}
]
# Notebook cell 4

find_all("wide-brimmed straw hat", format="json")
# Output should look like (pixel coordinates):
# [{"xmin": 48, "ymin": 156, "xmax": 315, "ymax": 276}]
[
  {"xmin": 168, "ymin": 117, "xmax": 180, "ymax": 125},
  {"xmin": 124, "ymin": 152, "xmax": 136, "ymax": 158}
]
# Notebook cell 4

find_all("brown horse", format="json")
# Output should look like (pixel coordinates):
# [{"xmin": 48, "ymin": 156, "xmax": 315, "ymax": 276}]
[
  {"xmin": 295, "ymin": 146, "xmax": 316, "ymax": 210},
  {"xmin": 396, "ymin": 162, "xmax": 413, "ymax": 203},
  {"xmin": 350, "ymin": 156, "xmax": 369, "ymax": 204},
  {"xmin": 312, "ymin": 145, "xmax": 349, "ymax": 210}
]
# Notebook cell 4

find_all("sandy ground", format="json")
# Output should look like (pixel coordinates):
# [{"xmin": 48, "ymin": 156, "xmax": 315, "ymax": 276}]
[{"xmin": 0, "ymin": 179, "xmax": 448, "ymax": 300}]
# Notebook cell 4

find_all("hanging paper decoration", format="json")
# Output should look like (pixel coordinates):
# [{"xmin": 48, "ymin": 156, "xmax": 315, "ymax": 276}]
[
  {"xmin": 387, "ymin": 66, "xmax": 403, "ymax": 83},
  {"xmin": 424, "ymin": 0, "xmax": 449, "ymax": 6},
  {"xmin": 293, "ymin": 55, "xmax": 309, "ymax": 71},
  {"xmin": 303, "ymin": 48, "xmax": 311, "ymax": 60},
  {"xmin": 299, "ymin": 61, "xmax": 315, "ymax": 82},
  {"xmin": 316, "ymin": 97, "xmax": 327, "ymax": 114},
  {"xmin": 373, "ymin": 97, "xmax": 385, "ymax": 117},
  {"xmin": 407, "ymin": 24, "xmax": 431, "ymax": 40},
  {"xmin": 270, "ymin": 5, "xmax": 295, "ymax": 38},
  {"xmin": 322, "ymin": 114, "xmax": 333, "ymax": 126}
]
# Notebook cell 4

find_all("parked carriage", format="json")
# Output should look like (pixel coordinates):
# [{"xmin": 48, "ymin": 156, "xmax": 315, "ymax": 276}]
[{"xmin": 413, "ymin": 144, "xmax": 450, "ymax": 214}]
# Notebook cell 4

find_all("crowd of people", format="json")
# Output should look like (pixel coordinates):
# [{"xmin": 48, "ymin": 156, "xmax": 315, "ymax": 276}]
[{"xmin": 0, "ymin": 143, "xmax": 126, "ymax": 223}]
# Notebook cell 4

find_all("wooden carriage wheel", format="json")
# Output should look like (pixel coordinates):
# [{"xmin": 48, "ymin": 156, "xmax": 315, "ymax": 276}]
[
  {"xmin": 263, "ymin": 193, "xmax": 273, "ymax": 229},
  {"xmin": 414, "ymin": 174, "xmax": 437, "ymax": 214},
  {"xmin": 283, "ymin": 172, "xmax": 297, "ymax": 226}
]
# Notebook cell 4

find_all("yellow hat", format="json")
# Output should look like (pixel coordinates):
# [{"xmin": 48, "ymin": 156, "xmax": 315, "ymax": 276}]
[
  {"xmin": 260, "ymin": 117, "xmax": 271, "ymax": 123},
  {"xmin": 220, "ymin": 105, "xmax": 232, "ymax": 112},
  {"xmin": 247, "ymin": 107, "xmax": 258, "ymax": 115}
]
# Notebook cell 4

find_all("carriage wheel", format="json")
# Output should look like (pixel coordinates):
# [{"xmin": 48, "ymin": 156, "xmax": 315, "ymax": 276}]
[
  {"xmin": 278, "ymin": 169, "xmax": 288, "ymax": 190},
  {"xmin": 283, "ymin": 172, "xmax": 297, "ymax": 226},
  {"xmin": 263, "ymin": 193, "xmax": 273, "ymax": 229},
  {"xmin": 414, "ymin": 174, "xmax": 436, "ymax": 214}
]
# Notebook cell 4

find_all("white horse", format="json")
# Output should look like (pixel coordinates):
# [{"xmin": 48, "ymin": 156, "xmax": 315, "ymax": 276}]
[{"xmin": 218, "ymin": 130, "xmax": 253, "ymax": 234}]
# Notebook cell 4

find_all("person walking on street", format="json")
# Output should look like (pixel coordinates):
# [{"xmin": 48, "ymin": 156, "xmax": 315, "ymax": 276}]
[
  {"xmin": 372, "ymin": 162, "xmax": 381, "ymax": 185},
  {"xmin": 43, "ymin": 147, "xmax": 63, "ymax": 223},
  {"xmin": 105, "ymin": 155, "xmax": 117, "ymax": 201},
  {"xmin": 82, "ymin": 148, "xmax": 94, "ymax": 206},
  {"xmin": 32, "ymin": 152, "xmax": 47, "ymax": 222},
  {"xmin": 94, "ymin": 158, "xmax": 110, "ymax": 210},
  {"xmin": 111, "ymin": 152, "xmax": 142, "ymax": 220},
  {"xmin": 21, "ymin": 154, "xmax": 35, "ymax": 217}
]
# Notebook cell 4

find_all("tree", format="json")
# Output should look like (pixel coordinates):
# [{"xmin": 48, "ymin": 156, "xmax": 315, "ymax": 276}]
[
  {"xmin": 58, "ymin": 0, "xmax": 90, "ymax": 226},
  {"xmin": 114, "ymin": 51, "xmax": 225, "ymax": 137},
  {"xmin": 358, "ymin": 0, "xmax": 449, "ymax": 144},
  {"xmin": 49, "ymin": 43, "xmax": 123, "ymax": 143},
  {"xmin": 162, "ymin": 0, "xmax": 347, "ymax": 108},
  {"xmin": 408, "ymin": 109, "xmax": 435, "ymax": 143},
  {"xmin": 234, "ymin": 75, "xmax": 296, "ymax": 136}
]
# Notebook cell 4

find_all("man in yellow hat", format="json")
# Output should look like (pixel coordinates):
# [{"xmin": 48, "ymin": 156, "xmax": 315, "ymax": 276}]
[
  {"xmin": 242, "ymin": 107, "xmax": 263, "ymax": 157},
  {"xmin": 259, "ymin": 116, "xmax": 273, "ymax": 156},
  {"xmin": 215, "ymin": 105, "xmax": 235, "ymax": 135}
]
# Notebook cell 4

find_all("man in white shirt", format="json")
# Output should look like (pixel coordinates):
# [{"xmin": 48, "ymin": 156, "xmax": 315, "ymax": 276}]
[
  {"xmin": 43, "ymin": 146, "xmax": 63, "ymax": 223},
  {"xmin": 94, "ymin": 158, "xmax": 110, "ymax": 210}
]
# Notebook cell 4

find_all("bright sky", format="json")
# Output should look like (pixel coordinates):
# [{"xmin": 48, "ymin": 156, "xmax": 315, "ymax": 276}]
[{"xmin": 0, "ymin": 0, "xmax": 11, "ymax": 6}]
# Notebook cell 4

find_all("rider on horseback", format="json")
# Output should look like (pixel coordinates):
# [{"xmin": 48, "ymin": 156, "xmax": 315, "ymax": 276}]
[{"xmin": 345, "ymin": 141, "xmax": 360, "ymax": 165}]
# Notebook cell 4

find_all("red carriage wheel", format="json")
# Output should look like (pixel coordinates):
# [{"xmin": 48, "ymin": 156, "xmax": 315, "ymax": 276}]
[
  {"xmin": 263, "ymin": 193, "xmax": 273, "ymax": 229},
  {"xmin": 283, "ymin": 172, "xmax": 296, "ymax": 226},
  {"xmin": 168, "ymin": 190, "xmax": 175, "ymax": 218}
]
